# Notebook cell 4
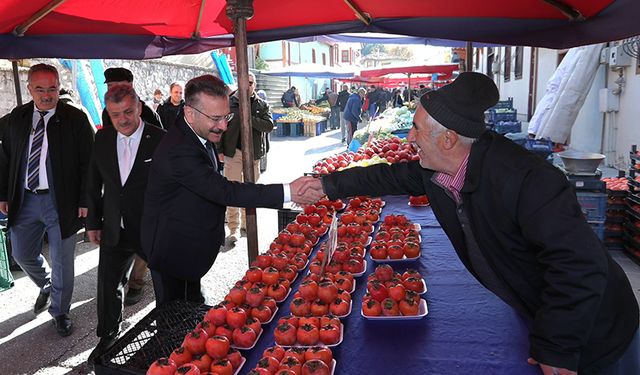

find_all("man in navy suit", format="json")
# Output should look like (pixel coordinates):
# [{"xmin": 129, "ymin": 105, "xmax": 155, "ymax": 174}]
[
  {"xmin": 85, "ymin": 84, "xmax": 165, "ymax": 364},
  {"xmin": 141, "ymin": 75, "xmax": 322, "ymax": 305}
]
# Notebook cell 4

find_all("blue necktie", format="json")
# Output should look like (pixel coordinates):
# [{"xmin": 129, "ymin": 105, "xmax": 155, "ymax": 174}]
[
  {"xmin": 27, "ymin": 111, "xmax": 47, "ymax": 191},
  {"xmin": 206, "ymin": 142, "xmax": 219, "ymax": 173}
]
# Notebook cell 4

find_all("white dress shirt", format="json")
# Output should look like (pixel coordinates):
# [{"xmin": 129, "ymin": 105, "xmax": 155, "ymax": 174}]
[
  {"xmin": 117, "ymin": 120, "xmax": 145, "ymax": 186},
  {"xmin": 24, "ymin": 107, "xmax": 55, "ymax": 190}
]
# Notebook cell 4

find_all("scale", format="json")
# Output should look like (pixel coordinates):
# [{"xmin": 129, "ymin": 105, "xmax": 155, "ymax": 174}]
[{"xmin": 556, "ymin": 166, "xmax": 606, "ymax": 192}]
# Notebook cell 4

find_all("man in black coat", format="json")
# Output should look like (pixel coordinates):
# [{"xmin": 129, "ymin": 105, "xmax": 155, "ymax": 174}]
[
  {"xmin": 100, "ymin": 67, "xmax": 163, "ymax": 130},
  {"xmin": 0, "ymin": 64, "xmax": 95, "ymax": 336},
  {"xmin": 156, "ymin": 82, "xmax": 184, "ymax": 130},
  {"xmin": 303, "ymin": 73, "xmax": 639, "ymax": 375},
  {"xmin": 86, "ymin": 85, "xmax": 165, "ymax": 364},
  {"xmin": 337, "ymin": 84, "xmax": 350, "ymax": 143},
  {"xmin": 141, "ymin": 75, "xmax": 323, "ymax": 305}
]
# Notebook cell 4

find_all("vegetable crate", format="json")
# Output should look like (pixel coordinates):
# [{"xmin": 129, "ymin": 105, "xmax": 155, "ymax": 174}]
[
  {"xmin": 493, "ymin": 121, "xmax": 522, "ymax": 135},
  {"xmin": 94, "ymin": 300, "xmax": 209, "ymax": 375},
  {"xmin": 490, "ymin": 98, "xmax": 514, "ymax": 110},
  {"xmin": 278, "ymin": 208, "xmax": 301, "ymax": 232},
  {"xmin": 576, "ymin": 192, "xmax": 607, "ymax": 222},
  {"xmin": 275, "ymin": 122, "xmax": 290, "ymax": 137},
  {"xmin": 488, "ymin": 109, "xmax": 518, "ymax": 124},
  {"xmin": 0, "ymin": 229, "xmax": 14, "ymax": 292},
  {"xmin": 290, "ymin": 122, "xmax": 304, "ymax": 137}
]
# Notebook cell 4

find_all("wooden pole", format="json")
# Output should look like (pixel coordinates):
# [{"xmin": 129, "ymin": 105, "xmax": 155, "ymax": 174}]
[
  {"xmin": 226, "ymin": 0, "xmax": 258, "ymax": 266},
  {"xmin": 11, "ymin": 61, "xmax": 22, "ymax": 106},
  {"xmin": 465, "ymin": 41, "xmax": 473, "ymax": 72}
]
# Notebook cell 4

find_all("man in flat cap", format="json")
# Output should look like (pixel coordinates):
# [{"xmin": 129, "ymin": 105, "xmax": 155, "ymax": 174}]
[
  {"xmin": 100, "ymin": 67, "xmax": 163, "ymax": 306},
  {"xmin": 300, "ymin": 72, "xmax": 639, "ymax": 375},
  {"xmin": 101, "ymin": 67, "xmax": 163, "ymax": 131}
]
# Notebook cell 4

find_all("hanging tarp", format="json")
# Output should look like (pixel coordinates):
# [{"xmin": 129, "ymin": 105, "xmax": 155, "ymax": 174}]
[{"xmin": 261, "ymin": 63, "xmax": 356, "ymax": 79}]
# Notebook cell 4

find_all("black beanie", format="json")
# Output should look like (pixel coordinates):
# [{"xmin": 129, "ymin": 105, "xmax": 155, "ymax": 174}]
[
  {"xmin": 104, "ymin": 67, "xmax": 133, "ymax": 83},
  {"xmin": 420, "ymin": 72, "xmax": 499, "ymax": 138}
]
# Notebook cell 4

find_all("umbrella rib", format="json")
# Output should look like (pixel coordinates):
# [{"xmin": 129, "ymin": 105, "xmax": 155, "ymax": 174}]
[
  {"xmin": 13, "ymin": 0, "xmax": 67, "ymax": 37},
  {"xmin": 541, "ymin": 0, "xmax": 586, "ymax": 21},
  {"xmin": 192, "ymin": 0, "xmax": 207, "ymax": 38},
  {"xmin": 343, "ymin": 0, "xmax": 371, "ymax": 25}
]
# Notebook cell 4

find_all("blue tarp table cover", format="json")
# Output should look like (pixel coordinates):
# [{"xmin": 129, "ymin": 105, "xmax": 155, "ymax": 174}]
[{"xmin": 243, "ymin": 195, "xmax": 541, "ymax": 375}]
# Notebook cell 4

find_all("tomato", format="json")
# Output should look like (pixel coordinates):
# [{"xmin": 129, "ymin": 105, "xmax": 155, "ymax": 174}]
[
  {"xmin": 205, "ymin": 305, "xmax": 227, "ymax": 326},
  {"xmin": 290, "ymin": 233, "xmax": 306, "ymax": 247},
  {"xmin": 236, "ymin": 278, "xmax": 253, "ymax": 291},
  {"xmin": 381, "ymin": 298, "xmax": 400, "ymax": 316},
  {"xmin": 388, "ymin": 284, "xmax": 406, "ymax": 302},
  {"xmin": 374, "ymin": 264, "xmax": 393, "ymax": 282},
  {"xmin": 262, "ymin": 267, "xmax": 281, "ymax": 285},
  {"xmin": 283, "ymin": 347, "xmax": 307, "ymax": 363},
  {"xmin": 362, "ymin": 299, "xmax": 382, "ymax": 316},
  {"xmin": 268, "ymin": 283, "xmax": 288, "ymax": 301},
  {"xmin": 174, "ymin": 362, "xmax": 200, "ymax": 374},
  {"xmin": 386, "ymin": 245, "xmax": 403, "ymax": 259},
  {"xmin": 369, "ymin": 244, "xmax": 387, "ymax": 260},
  {"xmin": 247, "ymin": 368, "xmax": 272, "ymax": 375},
  {"xmin": 298, "ymin": 316, "xmax": 320, "ymax": 328},
  {"xmin": 196, "ymin": 320, "xmax": 217, "ymax": 338},
  {"xmin": 245, "ymin": 317, "xmax": 263, "ymax": 336},
  {"xmin": 296, "ymin": 324, "xmax": 319, "ymax": 346},
  {"xmin": 274, "ymin": 322, "xmax": 297, "ymax": 346},
  {"xmin": 251, "ymin": 305, "xmax": 273, "ymax": 323},
  {"xmin": 301, "ymin": 359, "xmax": 331, "ymax": 375},
  {"xmin": 341, "ymin": 212, "xmax": 354, "ymax": 224},
  {"xmin": 399, "ymin": 298, "xmax": 420, "ymax": 316},
  {"xmin": 290, "ymin": 297, "xmax": 311, "ymax": 317},
  {"xmin": 328, "ymin": 297, "xmax": 349, "ymax": 316},
  {"xmin": 401, "ymin": 269, "xmax": 421, "ymax": 281},
  {"xmin": 278, "ymin": 314, "xmax": 299, "ymax": 329},
  {"xmin": 317, "ymin": 281, "xmax": 338, "ymax": 304},
  {"xmin": 192, "ymin": 353, "xmax": 215, "ymax": 373},
  {"xmin": 277, "ymin": 277, "xmax": 291, "ymax": 291},
  {"xmin": 263, "ymin": 296, "xmax": 277, "ymax": 312},
  {"xmin": 226, "ymin": 307, "xmax": 247, "ymax": 329},
  {"xmin": 232, "ymin": 326, "xmax": 257, "ymax": 348},
  {"xmin": 325, "ymin": 260, "xmax": 342, "ymax": 274},
  {"xmin": 307, "ymin": 213, "xmax": 322, "ymax": 226},
  {"xmin": 299, "ymin": 280, "xmax": 318, "ymax": 301},
  {"xmin": 349, "ymin": 197, "xmax": 361, "ymax": 209},
  {"xmin": 334, "ymin": 278, "xmax": 352, "ymax": 293},
  {"xmin": 334, "ymin": 271, "xmax": 354, "ymax": 284},
  {"xmin": 256, "ymin": 254, "xmax": 273, "ymax": 269},
  {"xmin": 279, "ymin": 355, "xmax": 302, "ymax": 374},
  {"xmin": 246, "ymin": 266, "xmax": 264, "ymax": 283},
  {"xmin": 319, "ymin": 324, "xmax": 341, "ymax": 345},
  {"xmin": 405, "ymin": 290, "xmax": 420, "ymax": 303},
  {"xmin": 310, "ymin": 300, "xmax": 329, "ymax": 316},
  {"xmin": 263, "ymin": 345, "xmax": 286, "ymax": 362},
  {"xmin": 204, "ymin": 335, "xmax": 229, "ymax": 360},
  {"xmin": 367, "ymin": 282, "xmax": 388, "ymax": 303},
  {"xmin": 403, "ymin": 276, "xmax": 424, "ymax": 293},
  {"xmin": 214, "ymin": 323, "xmax": 234, "ymax": 342},
  {"xmin": 304, "ymin": 346, "xmax": 333, "ymax": 366},
  {"xmin": 183, "ymin": 329, "xmax": 208, "ymax": 355},
  {"xmin": 146, "ymin": 357, "xmax": 176, "ymax": 375},
  {"xmin": 308, "ymin": 261, "xmax": 323, "ymax": 275},
  {"xmin": 168, "ymin": 346, "xmax": 192, "ymax": 367},
  {"xmin": 210, "ymin": 358, "xmax": 234, "ymax": 375},
  {"xmin": 403, "ymin": 242, "xmax": 420, "ymax": 258},
  {"xmin": 256, "ymin": 356, "xmax": 280, "ymax": 374},
  {"xmin": 291, "ymin": 255, "xmax": 307, "ymax": 271},
  {"xmin": 383, "ymin": 215, "xmax": 396, "ymax": 226},
  {"xmin": 226, "ymin": 347, "xmax": 243, "ymax": 370}
]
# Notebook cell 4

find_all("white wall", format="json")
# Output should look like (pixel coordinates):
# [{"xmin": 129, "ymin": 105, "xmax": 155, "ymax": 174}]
[
  {"xmin": 609, "ymin": 56, "xmax": 640, "ymax": 168},
  {"xmin": 496, "ymin": 47, "xmax": 531, "ymax": 125},
  {"xmin": 568, "ymin": 64, "xmax": 605, "ymax": 153}
]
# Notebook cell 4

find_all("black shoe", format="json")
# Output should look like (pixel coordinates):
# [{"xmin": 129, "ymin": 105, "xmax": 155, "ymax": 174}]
[
  {"xmin": 88, "ymin": 333, "xmax": 119, "ymax": 366},
  {"xmin": 53, "ymin": 314, "xmax": 73, "ymax": 337},
  {"xmin": 34, "ymin": 290, "xmax": 50, "ymax": 315},
  {"xmin": 124, "ymin": 287, "xmax": 143, "ymax": 306},
  {"xmin": 240, "ymin": 228, "xmax": 247, "ymax": 237}
]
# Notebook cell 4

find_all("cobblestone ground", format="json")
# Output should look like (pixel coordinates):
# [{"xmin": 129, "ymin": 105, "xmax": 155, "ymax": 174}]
[{"xmin": 0, "ymin": 127, "xmax": 347, "ymax": 375}]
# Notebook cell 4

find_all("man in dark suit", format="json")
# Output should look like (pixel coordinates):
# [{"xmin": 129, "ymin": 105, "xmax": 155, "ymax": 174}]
[
  {"xmin": 101, "ymin": 67, "xmax": 162, "ymax": 305},
  {"xmin": 0, "ymin": 64, "xmax": 94, "ymax": 336},
  {"xmin": 85, "ymin": 84, "xmax": 165, "ymax": 364},
  {"xmin": 141, "ymin": 74, "xmax": 323, "ymax": 305}
]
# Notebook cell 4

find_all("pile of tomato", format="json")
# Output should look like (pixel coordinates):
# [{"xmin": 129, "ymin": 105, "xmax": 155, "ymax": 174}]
[
  {"xmin": 274, "ymin": 314, "xmax": 343, "ymax": 346},
  {"xmin": 247, "ymin": 345, "xmax": 334, "ymax": 375},
  {"xmin": 602, "ymin": 177, "xmax": 629, "ymax": 192},
  {"xmin": 408, "ymin": 195, "xmax": 429, "ymax": 206},
  {"xmin": 370, "ymin": 215, "xmax": 421, "ymax": 260},
  {"xmin": 362, "ymin": 265, "xmax": 426, "ymax": 317}
]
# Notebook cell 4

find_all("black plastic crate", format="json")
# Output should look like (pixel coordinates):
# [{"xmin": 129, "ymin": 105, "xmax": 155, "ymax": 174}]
[
  {"xmin": 95, "ymin": 300, "xmax": 209, "ymax": 375},
  {"xmin": 277, "ymin": 208, "xmax": 301, "ymax": 232}
]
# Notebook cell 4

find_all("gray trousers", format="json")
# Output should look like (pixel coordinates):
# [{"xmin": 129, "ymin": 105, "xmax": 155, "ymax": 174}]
[
  {"xmin": 10, "ymin": 191, "xmax": 76, "ymax": 317},
  {"xmin": 339, "ymin": 111, "xmax": 346, "ymax": 141}
]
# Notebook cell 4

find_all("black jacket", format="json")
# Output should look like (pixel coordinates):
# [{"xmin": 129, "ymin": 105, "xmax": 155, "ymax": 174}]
[
  {"xmin": 102, "ymin": 100, "xmax": 163, "ymax": 129},
  {"xmin": 156, "ymin": 99, "xmax": 184, "ymax": 130},
  {"xmin": 0, "ymin": 101, "xmax": 95, "ymax": 238},
  {"xmin": 218, "ymin": 93, "xmax": 274, "ymax": 160},
  {"xmin": 85, "ymin": 123, "xmax": 165, "ymax": 250},
  {"xmin": 141, "ymin": 114, "xmax": 284, "ymax": 281},
  {"xmin": 322, "ymin": 131, "xmax": 638, "ymax": 374},
  {"xmin": 337, "ymin": 90, "xmax": 350, "ymax": 111}
]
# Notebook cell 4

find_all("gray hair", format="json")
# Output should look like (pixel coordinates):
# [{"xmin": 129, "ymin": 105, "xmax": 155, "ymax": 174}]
[
  {"xmin": 104, "ymin": 84, "xmax": 139, "ymax": 104},
  {"xmin": 185, "ymin": 74, "xmax": 230, "ymax": 107},
  {"xmin": 427, "ymin": 115, "xmax": 476, "ymax": 146},
  {"xmin": 28, "ymin": 63, "xmax": 59, "ymax": 83}
]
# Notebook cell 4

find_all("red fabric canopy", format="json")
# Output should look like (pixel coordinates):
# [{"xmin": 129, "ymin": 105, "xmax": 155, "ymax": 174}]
[{"xmin": 359, "ymin": 64, "xmax": 458, "ymax": 78}]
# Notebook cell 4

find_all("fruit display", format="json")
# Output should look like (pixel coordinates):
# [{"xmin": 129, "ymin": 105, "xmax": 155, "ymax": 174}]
[
  {"xmin": 361, "ymin": 265, "xmax": 428, "ymax": 319},
  {"xmin": 247, "ymin": 346, "xmax": 335, "ymax": 375},
  {"xmin": 274, "ymin": 107, "xmax": 329, "ymax": 123},
  {"xmin": 408, "ymin": 195, "xmax": 429, "ymax": 206},
  {"xmin": 602, "ymin": 177, "xmax": 628, "ymax": 191},
  {"xmin": 370, "ymin": 215, "xmax": 422, "ymax": 261},
  {"xmin": 146, "ymin": 337, "xmax": 246, "ymax": 374},
  {"xmin": 288, "ymin": 276, "xmax": 353, "ymax": 318},
  {"xmin": 352, "ymin": 106, "xmax": 414, "ymax": 143},
  {"xmin": 274, "ymin": 315, "xmax": 343, "ymax": 347}
]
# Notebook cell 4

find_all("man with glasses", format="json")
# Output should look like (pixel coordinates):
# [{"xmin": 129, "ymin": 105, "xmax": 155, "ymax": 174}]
[
  {"xmin": 141, "ymin": 75, "xmax": 322, "ymax": 305},
  {"xmin": 0, "ymin": 64, "xmax": 94, "ymax": 336},
  {"xmin": 217, "ymin": 72, "xmax": 274, "ymax": 248}
]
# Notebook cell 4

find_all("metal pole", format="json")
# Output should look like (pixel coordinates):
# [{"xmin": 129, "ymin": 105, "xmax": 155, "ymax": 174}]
[
  {"xmin": 466, "ymin": 41, "xmax": 473, "ymax": 72},
  {"xmin": 226, "ymin": 0, "xmax": 258, "ymax": 266},
  {"xmin": 11, "ymin": 61, "xmax": 22, "ymax": 106}
]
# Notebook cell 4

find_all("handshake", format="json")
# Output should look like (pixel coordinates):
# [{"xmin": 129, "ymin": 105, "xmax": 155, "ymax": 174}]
[{"xmin": 290, "ymin": 176, "xmax": 326, "ymax": 205}]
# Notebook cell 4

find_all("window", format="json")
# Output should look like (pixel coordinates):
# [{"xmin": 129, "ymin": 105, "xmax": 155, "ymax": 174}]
[
  {"xmin": 312, "ymin": 49, "xmax": 316, "ymax": 64},
  {"xmin": 341, "ymin": 50, "xmax": 349, "ymax": 63},
  {"xmin": 504, "ymin": 47, "xmax": 511, "ymax": 82},
  {"xmin": 514, "ymin": 46, "xmax": 523, "ymax": 80},
  {"xmin": 322, "ymin": 53, "xmax": 326, "ymax": 65},
  {"xmin": 486, "ymin": 47, "xmax": 494, "ymax": 80}
]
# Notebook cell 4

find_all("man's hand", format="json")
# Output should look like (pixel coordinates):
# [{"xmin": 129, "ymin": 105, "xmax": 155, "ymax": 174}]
[
  {"xmin": 87, "ymin": 229, "xmax": 101, "ymax": 245},
  {"xmin": 527, "ymin": 358, "xmax": 577, "ymax": 375},
  {"xmin": 78, "ymin": 207, "xmax": 88, "ymax": 218},
  {"xmin": 290, "ymin": 176, "xmax": 325, "ymax": 205},
  {"xmin": 0, "ymin": 201, "xmax": 8, "ymax": 215}
]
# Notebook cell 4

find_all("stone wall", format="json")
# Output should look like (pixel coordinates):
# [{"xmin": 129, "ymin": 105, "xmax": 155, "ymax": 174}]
[{"xmin": 0, "ymin": 59, "xmax": 217, "ymax": 118}]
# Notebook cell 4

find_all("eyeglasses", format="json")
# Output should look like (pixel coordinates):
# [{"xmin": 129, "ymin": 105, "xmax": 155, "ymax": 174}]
[{"xmin": 187, "ymin": 105, "xmax": 234, "ymax": 123}]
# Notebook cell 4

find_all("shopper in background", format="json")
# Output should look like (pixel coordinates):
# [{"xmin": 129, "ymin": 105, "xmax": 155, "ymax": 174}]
[
  {"xmin": 281, "ymin": 86, "xmax": 299, "ymax": 108},
  {"xmin": 337, "ymin": 84, "xmax": 350, "ymax": 143},
  {"xmin": 156, "ymin": 82, "xmax": 184, "ymax": 130},
  {"xmin": 300, "ymin": 72, "xmax": 639, "ymax": 375},
  {"xmin": 150, "ymin": 89, "xmax": 163, "ymax": 111},
  {"xmin": 343, "ymin": 88, "xmax": 366, "ymax": 145},
  {"xmin": 327, "ymin": 89, "xmax": 339, "ymax": 130}
]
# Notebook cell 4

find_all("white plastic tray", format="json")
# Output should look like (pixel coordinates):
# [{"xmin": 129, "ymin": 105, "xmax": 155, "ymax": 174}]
[
  {"xmin": 334, "ymin": 299, "xmax": 353, "ymax": 319},
  {"xmin": 351, "ymin": 259, "xmax": 367, "ymax": 277},
  {"xmin": 262, "ymin": 305, "xmax": 279, "ymax": 325},
  {"xmin": 231, "ymin": 327, "xmax": 264, "ymax": 350},
  {"xmin": 361, "ymin": 298, "xmax": 429, "ymax": 320},
  {"xmin": 233, "ymin": 357, "xmax": 246, "ymax": 375}
]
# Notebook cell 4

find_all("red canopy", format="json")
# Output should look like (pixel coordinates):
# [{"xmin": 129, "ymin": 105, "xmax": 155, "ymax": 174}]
[
  {"xmin": 1, "ymin": 0, "xmax": 639, "ymax": 58},
  {"xmin": 359, "ymin": 64, "xmax": 458, "ymax": 78}
]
